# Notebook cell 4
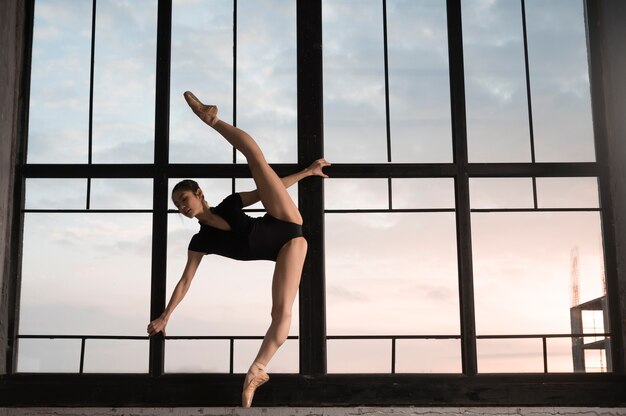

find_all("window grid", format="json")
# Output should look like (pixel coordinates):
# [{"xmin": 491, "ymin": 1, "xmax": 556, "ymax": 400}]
[{"xmin": 6, "ymin": 0, "xmax": 624, "ymax": 406}]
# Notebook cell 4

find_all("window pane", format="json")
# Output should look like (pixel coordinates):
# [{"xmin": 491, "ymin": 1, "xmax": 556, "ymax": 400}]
[
  {"xmin": 477, "ymin": 338, "xmax": 544, "ymax": 373},
  {"xmin": 392, "ymin": 178, "xmax": 455, "ymax": 209},
  {"xmin": 323, "ymin": 0, "xmax": 387, "ymax": 163},
  {"xmin": 395, "ymin": 339, "xmax": 461, "ymax": 373},
  {"xmin": 536, "ymin": 177, "xmax": 599, "ymax": 209},
  {"xmin": 170, "ymin": 0, "xmax": 234, "ymax": 163},
  {"xmin": 83, "ymin": 340, "xmax": 148, "ymax": 373},
  {"xmin": 25, "ymin": 179, "xmax": 87, "ymax": 210},
  {"xmin": 237, "ymin": 0, "xmax": 297, "ymax": 164},
  {"xmin": 469, "ymin": 178, "xmax": 534, "ymax": 209},
  {"xmin": 91, "ymin": 0, "xmax": 157, "ymax": 163},
  {"xmin": 27, "ymin": 0, "xmax": 92, "ymax": 164},
  {"xmin": 387, "ymin": 0, "xmax": 452, "ymax": 163},
  {"xmin": 19, "ymin": 214, "xmax": 152, "ymax": 336},
  {"xmin": 166, "ymin": 340, "xmax": 231, "ymax": 373},
  {"xmin": 462, "ymin": 0, "xmax": 531, "ymax": 162},
  {"xmin": 472, "ymin": 212, "xmax": 609, "ymax": 372},
  {"xmin": 328, "ymin": 340, "xmax": 391, "ymax": 373},
  {"xmin": 526, "ymin": 0, "xmax": 595, "ymax": 162},
  {"xmin": 325, "ymin": 179, "xmax": 388, "ymax": 210},
  {"xmin": 545, "ymin": 337, "xmax": 574, "ymax": 373},
  {"xmin": 326, "ymin": 213, "xmax": 459, "ymax": 336},
  {"xmin": 16, "ymin": 339, "xmax": 81, "ymax": 373},
  {"xmin": 90, "ymin": 179, "xmax": 153, "ymax": 210}
]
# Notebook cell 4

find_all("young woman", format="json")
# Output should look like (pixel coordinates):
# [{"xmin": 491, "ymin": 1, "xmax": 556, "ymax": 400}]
[{"xmin": 147, "ymin": 91, "xmax": 330, "ymax": 407}]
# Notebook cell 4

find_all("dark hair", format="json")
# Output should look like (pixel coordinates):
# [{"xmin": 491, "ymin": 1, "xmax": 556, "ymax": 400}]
[{"xmin": 172, "ymin": 179, "xmax": 200, "ymax": 198}]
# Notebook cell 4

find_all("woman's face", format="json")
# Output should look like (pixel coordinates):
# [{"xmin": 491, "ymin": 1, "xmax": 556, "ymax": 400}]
[{"xmin": 172, "ymin": 189, "xmax": 204, "ymax": 218}]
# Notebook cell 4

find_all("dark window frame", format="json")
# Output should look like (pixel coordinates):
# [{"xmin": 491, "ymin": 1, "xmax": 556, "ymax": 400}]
[{"xmin": 2, "ymin": 0, "xmax": 625, "ymax": 407}]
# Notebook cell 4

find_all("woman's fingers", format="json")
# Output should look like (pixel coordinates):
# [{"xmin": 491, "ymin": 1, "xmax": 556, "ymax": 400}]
[
  {"xmin": 147, "ymin": 319, "xmax": 166, "ymax": 337},
  {"xmin": 312, "ymin": 159, "xmax": 330, "ymax": 177}
]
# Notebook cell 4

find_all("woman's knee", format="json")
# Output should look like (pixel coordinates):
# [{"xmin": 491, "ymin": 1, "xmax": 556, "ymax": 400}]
[
  {"xmin": 269, "ymin": 310, "xmax": 292, "ymax": 345},
  {"xmin": 270, "ymin": 305, "xmax": 292, "ymax": 321},
  {"xmin": 286, "ymin": 236, "xmax": 307, "ymax": 254}
]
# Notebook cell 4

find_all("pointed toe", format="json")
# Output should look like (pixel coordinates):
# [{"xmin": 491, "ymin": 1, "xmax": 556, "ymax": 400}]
[
  {"xmin": 183, "ymin": 91, "xmax": 218, "ymax": 126},
  {"xmin": 241, "ymin": 370, "xmax": 269, "ymax": 408}
]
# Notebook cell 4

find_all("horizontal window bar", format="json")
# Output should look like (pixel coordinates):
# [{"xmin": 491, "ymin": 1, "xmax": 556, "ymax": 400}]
[
  {"xmin": 22, "ymin": 162, "xmax": 599, "ymax": 179},
  {"xmin": 18, "ymin": 333, "xmax": 609, "ymax": 341},
  {"xmin": 325, "ymin": 209, "xmax": 455, "ymax": 214},
  {"xmin": 470, "ymin": 208, "xmax": 601, "ymax": 213},
  {"xmin": 21, "ymin": 164, "xmax": 300, "ymax": 178},
  {"xmin": 23, "ymin": 209, "xmax": 153, "ymax": 214}
]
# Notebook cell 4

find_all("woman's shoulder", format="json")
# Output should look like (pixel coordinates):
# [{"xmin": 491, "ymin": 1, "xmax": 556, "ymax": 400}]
[{"xmin": 215, "ymin": 193, "xmax": 243, "ymax": 212}]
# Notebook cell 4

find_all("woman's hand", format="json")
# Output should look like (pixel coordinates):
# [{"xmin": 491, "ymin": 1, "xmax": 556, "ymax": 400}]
[
  {"xmin": 147, "ymin": 314, "xmax": 168, "ymax": 337},
  {"xmin": 307, "ymin": 159, "xmax": 331, "ymax": 178}
]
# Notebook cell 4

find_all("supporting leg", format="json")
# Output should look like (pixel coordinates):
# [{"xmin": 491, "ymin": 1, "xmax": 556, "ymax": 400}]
[{"xmin": 242, "ymin": 237, "xmax": 308, "ymax": 406}]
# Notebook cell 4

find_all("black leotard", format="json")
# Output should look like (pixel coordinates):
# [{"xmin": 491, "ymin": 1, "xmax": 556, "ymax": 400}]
[{"xmin": 188, "ymin": 193, "xmax": 303, "ymax": 261}]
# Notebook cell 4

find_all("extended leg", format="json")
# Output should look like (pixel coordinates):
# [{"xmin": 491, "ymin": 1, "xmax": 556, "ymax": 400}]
[
  {"xmin": 242, "ymin": 237, "xmax": 307, "ymax": 407},
  {"xmin": 184, "ymin": 92, "xmax": 302, "ymax": 225}
]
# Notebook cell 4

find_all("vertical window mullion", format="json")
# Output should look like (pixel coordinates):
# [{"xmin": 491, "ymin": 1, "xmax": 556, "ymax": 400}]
[
  {"xmin": 382, "ymin": 0, "xmax": 392, "ymax": 163},
  {"xmin": 8, "ymin": 0, "xmax": 36, "ymax": 376},
  {"xmin": 149, "ymin": 0, "xmax": 172, "ymax": 377},
  {"xmin": 87, "ymin": 0, "xmax": 96, "ymax": 210},
  {"xmin": 297, "ymin": 0, "xmax": 326, "ymax": 376},
  {"xmin": 382, "ymin": 0, "xmax": 393, "ymax": 211},
  {"xmin": 232, "ymin": 0, "xmax": 238, "ymax": 194},
  {"xmin": 447, "ymin": 0, "xmax": 477, "ymax": 376},
  {"xmin": 233, "ymin": 0, "xmax": 237, "ymax": 132},
  {"xmin": 521, "ymin": 0, "xmax": 536, "ymax": 164},
  {"xmin": 584, "ymin": 0, "xmax": 625, "ymax": 374},
  {"xmin": 521, "ymin": 0, "xmax": 539, "ymax": 210}
]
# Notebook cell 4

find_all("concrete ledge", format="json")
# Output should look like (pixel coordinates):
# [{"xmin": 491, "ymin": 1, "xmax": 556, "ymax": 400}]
[{"xmin": 1, "ymin": 408, "xmax": 626, "ymax": 416}]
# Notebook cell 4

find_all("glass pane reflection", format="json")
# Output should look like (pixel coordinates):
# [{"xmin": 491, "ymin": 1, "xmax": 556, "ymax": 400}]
[
  {"xmin": 323, "ymin": 0, "xmax": 387, "ymax": 163},
  {"xmin": 92, "ymin": 0, "xmax": 157, "ymax": 163},
  {"xmin": 387, "ymin": 0, "xmax": 452, "ymax": 163},
  {"xmin": 28, "ymin": 0, "xmax": 92, "ymax": 164},
  {"xmin": 462, "ymin": 0, "xmax": 531, "ymax": 162},
  {"xmin": 526, "ymin": 0, "xmax": 595, "ymax": 162}
]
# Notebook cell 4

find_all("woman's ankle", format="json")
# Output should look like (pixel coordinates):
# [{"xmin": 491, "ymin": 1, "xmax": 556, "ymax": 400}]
[{"xmin": 248, "ymin": 361, "xmax": 266, "ymax": 374}]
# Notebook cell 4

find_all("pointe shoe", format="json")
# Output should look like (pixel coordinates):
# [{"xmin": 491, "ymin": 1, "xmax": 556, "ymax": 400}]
[
  {"xmin": 241, "ymin": 370, "xmax": 270, "ymax": 408},
  {"xmin": 183, "ymin": 91, "xmax": 219, "ymax": 126}
]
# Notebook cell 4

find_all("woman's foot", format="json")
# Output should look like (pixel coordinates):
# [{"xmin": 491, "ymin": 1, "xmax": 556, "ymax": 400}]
[
  {"xmin": 183, "ymin": 91, "xmax": 219, "ymax": 126},
  {"xmin": 242, "ymin": 362, "xmax": 270, "ymax": 408}
]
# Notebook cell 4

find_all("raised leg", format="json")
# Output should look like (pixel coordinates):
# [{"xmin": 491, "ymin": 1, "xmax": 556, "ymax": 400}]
[
  {"xmin": 242, "ymin": 237, "xmax": 307, "ymax": 406},
  {"xmin": 184, "ymin": 92, "xmax": 302, "ymax": 225}
]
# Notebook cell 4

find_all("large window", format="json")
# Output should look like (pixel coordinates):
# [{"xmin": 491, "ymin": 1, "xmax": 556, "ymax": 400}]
[{"xmin": 7, "ymin": 0, "xmax": 623, "ymax": 406}]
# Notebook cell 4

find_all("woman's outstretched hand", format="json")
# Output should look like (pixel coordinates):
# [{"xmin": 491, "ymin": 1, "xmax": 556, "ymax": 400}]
[
  {"xmin": 147, "ymin": 315, "xmax": 168, "ymax": 337},
  {"xmin": 307, "ymin": 159, "xmax": 331, "ymax": 178}
]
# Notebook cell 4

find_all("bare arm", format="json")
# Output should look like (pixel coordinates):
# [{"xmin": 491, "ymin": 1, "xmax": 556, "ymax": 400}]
[
  {"xmin": 147, "ymin": 250, "xmax": 204, "ymax": 336},
  {"xmin": 240, "ymin": 158, "xmax": 331, "ymax": 207}
]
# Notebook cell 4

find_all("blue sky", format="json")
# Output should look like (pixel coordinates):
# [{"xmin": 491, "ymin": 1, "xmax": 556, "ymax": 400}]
[{"xmin": 19, "ymin": 0, "xmax": 607, "ymax": 374}]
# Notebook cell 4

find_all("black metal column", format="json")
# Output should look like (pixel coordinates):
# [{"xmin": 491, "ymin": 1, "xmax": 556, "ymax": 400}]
[
  {"xmin": 447, "ymin": 0, "xmax": 477, "ymax": 376},
  {"xmin": 584, "ymin": 0, "xmax": 625, "ymax": 374},
  {"xmin": 296, "ymin": 0, "xmax": 326, "ymax": 376},
  {"xmin": 149, "ymin": 0, "xmax": 172, "ymax": 377},
  {"xmin": 5, "ymin": 0, "xmax": 35, "ymax": 375}
]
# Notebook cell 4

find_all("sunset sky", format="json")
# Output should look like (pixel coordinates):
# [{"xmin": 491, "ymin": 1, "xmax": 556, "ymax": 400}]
[{"xmin": 18, "ymin": 0, "xmax": 608, "ymax": 375}]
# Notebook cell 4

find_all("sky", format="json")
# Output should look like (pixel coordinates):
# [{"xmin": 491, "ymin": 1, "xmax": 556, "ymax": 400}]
[{"xmin": 18, "ymin": 0, "xmax": 608, "ymax": 375}]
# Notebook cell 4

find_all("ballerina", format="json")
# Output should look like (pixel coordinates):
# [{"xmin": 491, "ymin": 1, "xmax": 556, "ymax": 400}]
[{"xmin": 147, "ymin": 91, "xmax": 330, "ymax": 407}]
